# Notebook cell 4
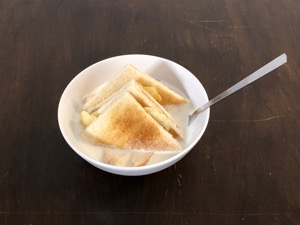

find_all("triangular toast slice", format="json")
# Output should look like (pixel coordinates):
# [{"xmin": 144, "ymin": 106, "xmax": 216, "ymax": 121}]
[
  {"xmin": 83, "ymin": 64, "xmax": 188, "ymax": 113},
  {"xmin": 83, "ymin": 92, "xmax": 182, "ymax": 151},
  {"xmin": 89, "ymin": 80, "xmax": 184, "ymax": 138},
  {"xmin": 102, "ymin": 149, "xmax": 154, "ymax": 167}
]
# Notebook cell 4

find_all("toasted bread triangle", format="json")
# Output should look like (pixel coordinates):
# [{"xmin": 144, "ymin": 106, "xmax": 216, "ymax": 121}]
[
  {"xmin": 83, "ymin": 64, "xmax": 188, "ymax": 113},
  {"xmin": 103, "ymin": 149, "xmax": 154, "ymax": 167},
  {"xmin": 89, "ymin": 80, "xmax": 184, "ymax": 138},
  {"xmin": 83, "ymin": 92, "xmax": 182, "ymax": 151}
]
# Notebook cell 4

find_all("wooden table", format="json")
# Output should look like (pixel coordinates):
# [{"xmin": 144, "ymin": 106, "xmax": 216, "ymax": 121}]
[{"xmin": 1, "ymin": 0, "xmax": 299, "ymax": 224}]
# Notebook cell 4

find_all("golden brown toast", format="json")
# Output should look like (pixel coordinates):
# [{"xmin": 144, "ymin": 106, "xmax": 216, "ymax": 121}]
[
  {"xmin": 83, "ymin": 64, "xmax": 188, "ymax": 113},
  {"xmin": 83, "ymin": 92, "xmax": 182, "ymax": 151},
  {"xmin": 89, "ymin": 80, "xmax": 184, "ymax": 138}
]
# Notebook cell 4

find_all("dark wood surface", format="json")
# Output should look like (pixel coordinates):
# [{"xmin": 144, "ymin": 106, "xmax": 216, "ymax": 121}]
[{"xmin": 1, "ymin": 0, "xmax": 299, "ymax": 224}]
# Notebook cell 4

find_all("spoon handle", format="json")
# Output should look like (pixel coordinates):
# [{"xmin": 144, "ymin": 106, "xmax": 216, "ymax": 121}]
[{"xmin": 189, "ymin": 53, "xmax": 287, "ymax": 124}]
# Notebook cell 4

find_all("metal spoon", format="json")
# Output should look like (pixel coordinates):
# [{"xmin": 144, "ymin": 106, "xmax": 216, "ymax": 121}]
[{"xmin": 189, "ymin": 53, "xmax": 287, "ymax": 124}]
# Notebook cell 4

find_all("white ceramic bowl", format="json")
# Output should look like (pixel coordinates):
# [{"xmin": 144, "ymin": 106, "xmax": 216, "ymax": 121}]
[{"xmin": 58, "ymin": 54, "xmax": 209, "ymax": 176}]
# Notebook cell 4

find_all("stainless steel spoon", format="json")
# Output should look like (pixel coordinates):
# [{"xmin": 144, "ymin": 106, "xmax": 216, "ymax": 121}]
[{"xmin": 189, "ymin": 53, "xmax": 287, "ymax": 124}]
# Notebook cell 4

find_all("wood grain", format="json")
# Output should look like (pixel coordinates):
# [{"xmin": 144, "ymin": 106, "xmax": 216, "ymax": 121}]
[{"xmin": 0, "ymin": 0, "xmax": 299, "ymax": 224}]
